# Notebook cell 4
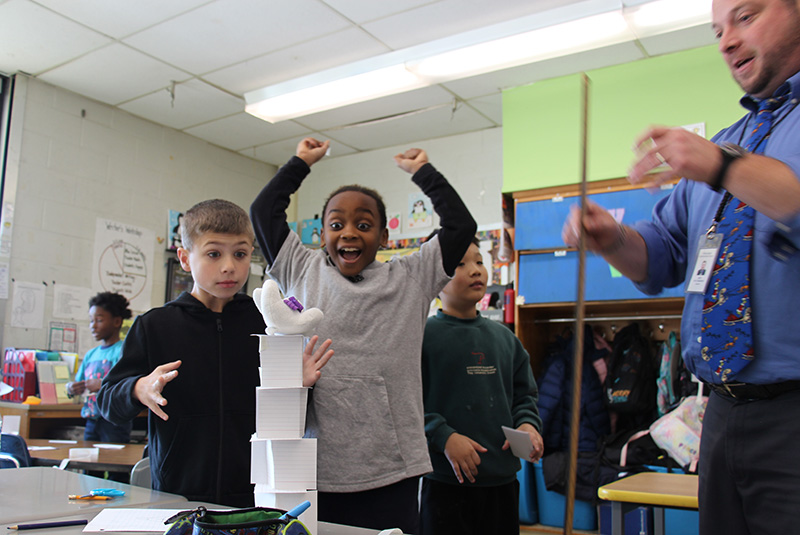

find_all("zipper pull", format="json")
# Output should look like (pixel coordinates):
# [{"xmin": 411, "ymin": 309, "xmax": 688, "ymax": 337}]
[{"xmin": 164, "ymin": 505, "xmax": 206, "ymax": 524}]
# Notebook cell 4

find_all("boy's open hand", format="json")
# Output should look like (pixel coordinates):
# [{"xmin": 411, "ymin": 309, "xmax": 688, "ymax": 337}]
[
  {"xmin": 296, "ymin": 137, "xmax": 330, "ymax": 167},
  {"xmin": 502, "ymin": 422, "xmax": 544, "ymax": 462},
  {"xmin": 444, "ymin": 432, "xmax": 488, "ymax": 484},
  {"xmin": 394, "ymin": 148, "xmax": 429, "ymax": 174},
  {"xmin": 303, "ymin": 335, "xmax": 334, "ymax": 387},
  {"xmin": 134, "ymin": 360, "xmax": 181, "ymax": 421}
]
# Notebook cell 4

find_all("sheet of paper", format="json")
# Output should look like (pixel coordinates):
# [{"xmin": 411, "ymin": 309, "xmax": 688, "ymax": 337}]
[
  {"xmin": 84, "ymin": 508, "xmax": 184, "ymax": 532},
  {"xmin": 54, "ymin": 364, "xmax": 70, "ymax": 380},
  {"xmin": 501, "ymin": 425, "xmax": 533, "ymax": 460},
  {"xmin": 11, "ymin": 280, "xmax": 45, "ymax": 329},
  {"xmin": 49, "ymin": 439, "xmax": 78, "ymax": 444},
  {"xmin": 92, "ymin": 443, "xmax": 126, "ymax": 449},
  {"xmin": 27, "ymin": 446, "xmax": 57, "ymax": 451},
  {"xmin": 0, "ymin": 380, "xmax": 12, "ymax": 397},
  {"xmin": 3, "ymin": 414, "xmax": 21, "ymax": 434}
]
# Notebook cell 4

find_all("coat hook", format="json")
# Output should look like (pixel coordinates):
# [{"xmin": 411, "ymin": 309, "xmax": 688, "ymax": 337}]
[{"xmin": 658, "ymin": 322, "xmax": 665, "ymax": 332}]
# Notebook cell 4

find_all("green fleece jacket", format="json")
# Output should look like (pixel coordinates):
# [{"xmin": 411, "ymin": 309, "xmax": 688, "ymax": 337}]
[{"xmin": 423, "ymin": 310, "xmax": 542, "ymax": 486}]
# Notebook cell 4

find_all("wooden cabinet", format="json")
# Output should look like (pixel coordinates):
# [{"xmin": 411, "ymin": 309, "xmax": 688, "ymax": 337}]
[{"xmin": 512, "ymin": 178, "xmax": 684, "ymax": 374}]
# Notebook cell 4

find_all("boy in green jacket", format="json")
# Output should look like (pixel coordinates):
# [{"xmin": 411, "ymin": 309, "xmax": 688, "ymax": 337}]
[{"xmin": 420, "ymin": 235, "xmax": 543, "ymax": 535}]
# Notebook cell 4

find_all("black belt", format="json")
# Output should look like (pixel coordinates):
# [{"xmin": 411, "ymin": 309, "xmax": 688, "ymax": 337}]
[{"xmin": 708, "ymin": 380, "xmax": 800, "ymax": 400}]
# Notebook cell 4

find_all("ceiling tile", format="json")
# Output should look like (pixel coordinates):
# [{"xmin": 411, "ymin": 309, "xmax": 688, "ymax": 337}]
[
  {"xmin": 123, "ymin": 0, "xmax": 352, "ymax": 75},
  {"xmin": 319, "ymin": 0, "xmax": 436, "ymax": 24},
  {"xmin": 320, "ymin": 103, "xmax": 494, "ymax": 151},
  {"xmin": 38, "ymin": 43, "xmax": 190, "ymax": 105},
  {"xmin": 253, "ymin": 135, "xmax": 358, "ymax": 167},
  {"xmin": 203, "ymin": 27, "xmax": 389, "ymax": 95},
  {"xmin": 294, "ymin": 85, "xmax": 457, "ymax": 131},
  {"xmin": 0, "ymin": 0, "xmax": 111, "ymax": 74},
  {"xmin": 118, "ymin": 78, "xmax": 243, "ymax": 130},
  {"xmin": 32, "ymin": 0, "xmax": 212, "ymax": 39},
  {"xmin": 185, "ymin": 113, "xmax": 311, "ymax": 152},
  {"xmin": 465, "ymin": 93, "xmax": 502, "ymax": 125}
]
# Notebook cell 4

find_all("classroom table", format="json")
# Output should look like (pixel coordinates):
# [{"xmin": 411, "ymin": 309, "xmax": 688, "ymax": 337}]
[
  {"xmin": 597, "ymin": 471, "xmax": 699, "ymax": 535},
  {"xmin": 0, "ymin": 467, "xmax": 186, "ymax": 525},
  {"xmin": 0, "ymin": 488, "xmax": 384, "ymax": 534},
  {"xmin": 26, "ymin": 438, "xmax": 146, "ymax": 473}
]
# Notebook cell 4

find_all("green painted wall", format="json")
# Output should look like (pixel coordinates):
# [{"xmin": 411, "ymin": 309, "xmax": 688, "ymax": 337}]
[
  {"xmin": 503, "ymin": 45, "xmax": 746, "ymax": 192},
  {"xmin": 503, "ymin": 74, "xmax": 584, "ymax": 190}
]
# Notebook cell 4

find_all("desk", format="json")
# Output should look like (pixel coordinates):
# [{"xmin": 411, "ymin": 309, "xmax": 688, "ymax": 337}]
[
  {"xmin": 26, "ymin": 439, "xmax": 146, "ymax": 473},
  {"xmin": 598, "ymin": 472, "xmax": 698, "ymax": 535},
  {"xmin": 0, "ymin": 401, "xmax": 83, "ymax": 438},
  {"xmin": 0, "ymin": 467, "xmax": 185, "ymax": 525},
  {"xmin": 0, "ymin": 401, "xmax": 148, "ymax": 439}
]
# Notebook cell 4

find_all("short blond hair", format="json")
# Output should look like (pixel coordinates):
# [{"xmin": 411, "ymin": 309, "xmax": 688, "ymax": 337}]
[{"xmin": 180, "ymin": 199, "xmax": 255, "ymax": 250}]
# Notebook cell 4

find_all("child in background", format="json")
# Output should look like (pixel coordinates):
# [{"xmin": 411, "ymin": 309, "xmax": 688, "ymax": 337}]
[
  {"xmin": 98, "ymin": 199, "xmax": 332, "ymax": 507},
  {"xmin": 251, "ymin": 137, "xmax": 477, "ymax": 533},
  {"xmin": 420, "ymin": 235, "xmax": 543, "ymax": 535},
  {"xmin": 67, "ymin": 292, "xmax": 133, "ymax": 443}
]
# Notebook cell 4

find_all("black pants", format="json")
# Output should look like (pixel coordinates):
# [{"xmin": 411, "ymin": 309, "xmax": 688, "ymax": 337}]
[
  {"xmin": 419, "ymin": 478, "xmax": 519, "ymax": 535},
  {"xmin": 318, "ymin": 477, "xmax": 419, "ymax": 534},
  {"xmin": 699, "ymin": 389, "xmax": 800, "ymax": 535}
]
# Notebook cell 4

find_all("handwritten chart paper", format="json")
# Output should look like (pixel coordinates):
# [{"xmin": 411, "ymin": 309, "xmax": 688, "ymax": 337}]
[{"xmin": 92, "ymin": 218, "xmax": 154, "ymax": 312}]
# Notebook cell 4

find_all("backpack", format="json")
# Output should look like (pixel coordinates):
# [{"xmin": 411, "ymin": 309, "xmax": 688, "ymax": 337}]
[
  {"xmin": 656, "ymin": 332, "xmax": 695, "ymax": 415},
  {"xmin": 604, "ymin": 323, "xmax": 657, "ymax": 417}
]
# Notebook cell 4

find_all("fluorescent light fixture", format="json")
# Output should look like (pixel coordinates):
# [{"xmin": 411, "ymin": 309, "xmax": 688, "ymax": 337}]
[
  {"xmin": 408, "ymin": 12, "xmax": 631, "ymax": 82},
  {"xmin": 245, "ymin": 64, "xmax": 426, "ymax": 123},
  {"xmin": 244, "ymin": 0, "xmax": 714, "ymax": 123}
]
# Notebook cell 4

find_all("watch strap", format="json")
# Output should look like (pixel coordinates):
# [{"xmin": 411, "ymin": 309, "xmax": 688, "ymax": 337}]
[{"xmin": 710, "ymin": 145, "xmax": 742, "ymax": 192}]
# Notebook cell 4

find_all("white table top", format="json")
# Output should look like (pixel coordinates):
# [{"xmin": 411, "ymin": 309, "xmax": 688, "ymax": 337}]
[
  {"xmin": 0, "ymin": 467, "xmax": 186, "ymax": 525},
  {"xmin": 1, "ymin": 469, "xmax": 385, "ymax": 534}
]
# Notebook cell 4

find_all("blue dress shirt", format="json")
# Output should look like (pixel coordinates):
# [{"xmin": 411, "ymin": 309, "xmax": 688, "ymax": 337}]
[{"xmin": 634, "ymin": 70, "xmax": 800, "ymax": 385}]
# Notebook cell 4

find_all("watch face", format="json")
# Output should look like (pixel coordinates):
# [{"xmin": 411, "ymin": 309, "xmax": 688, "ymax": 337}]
[{"xmin": 721, "ymin": 143, "xmax": 746, "ymax": 158}]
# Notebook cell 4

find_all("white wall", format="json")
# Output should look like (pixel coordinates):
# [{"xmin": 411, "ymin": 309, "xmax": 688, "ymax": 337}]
[
  {"xmin": 1, "ymin": 76, "xmax": 505, "ymax": 353},
  {"xmin": 2, "ymin": 76, "xmax": 276, "ymax": 351},
  {"xmin": 291, "ymin": 127, "xmax": 503, "ymax": 238}
]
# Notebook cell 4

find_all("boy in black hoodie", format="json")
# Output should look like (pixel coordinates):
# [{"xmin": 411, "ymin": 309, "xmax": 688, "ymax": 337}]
[{"xmin": 98, "ymin": 199, "xmax": 332, "ymax": 506}]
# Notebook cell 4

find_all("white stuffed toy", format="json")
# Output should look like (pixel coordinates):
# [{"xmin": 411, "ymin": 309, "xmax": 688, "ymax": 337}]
[{"xmin": 253, "ymin": 279, "xmax": 324, "ymax": 336}]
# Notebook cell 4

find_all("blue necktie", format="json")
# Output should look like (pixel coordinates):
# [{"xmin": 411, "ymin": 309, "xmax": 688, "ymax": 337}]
[{"xmin": 701, "ymin": 93, "xmax": 788, "ymax": 382}]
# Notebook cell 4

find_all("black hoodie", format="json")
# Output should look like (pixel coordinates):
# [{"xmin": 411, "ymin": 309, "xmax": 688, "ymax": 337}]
[{"xmin": 98, "ymin": 291, "xmax": 265, "ymax": 506}]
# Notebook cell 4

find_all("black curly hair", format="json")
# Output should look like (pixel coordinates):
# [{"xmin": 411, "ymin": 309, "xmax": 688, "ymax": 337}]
[
  {"xmin": 323, "ymin": 185, "xmax": 387, "ymax": 229},
  {"xmin": 88, "ymin": 292, "xmax": 132, "ymax": 320}
]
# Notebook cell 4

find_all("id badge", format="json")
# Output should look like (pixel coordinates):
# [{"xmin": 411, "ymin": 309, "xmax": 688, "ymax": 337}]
[{"xmin": 686, "ymin": 233, "xmax": 722, "ymax": 294}]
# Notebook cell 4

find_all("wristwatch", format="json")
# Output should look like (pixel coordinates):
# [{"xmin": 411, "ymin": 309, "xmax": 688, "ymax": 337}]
[{"xmin": 710, "ymin": 142, "xmax": 746, "ymax": 192}]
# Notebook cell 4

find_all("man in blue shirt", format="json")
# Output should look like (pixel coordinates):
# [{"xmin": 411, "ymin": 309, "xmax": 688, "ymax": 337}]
[{"xmin": 563, "ymin": 1, "xmax": 800, "ymax": 534}]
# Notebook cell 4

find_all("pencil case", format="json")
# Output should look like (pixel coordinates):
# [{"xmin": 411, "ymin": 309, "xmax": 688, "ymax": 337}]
[{"xmin": 163, "ymin": 506, "xmax": 312, "ymax": 535}]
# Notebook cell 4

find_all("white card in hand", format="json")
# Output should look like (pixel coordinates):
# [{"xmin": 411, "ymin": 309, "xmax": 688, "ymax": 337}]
[{"xmin": 501, "ymin": 425, "xmax": 533, "ymax": 460}]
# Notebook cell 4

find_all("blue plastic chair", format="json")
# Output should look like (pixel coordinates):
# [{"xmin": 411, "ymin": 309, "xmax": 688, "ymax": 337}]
[{"xmin": 0, "ymin": 433, "xmax": 32, "ymax": 468}]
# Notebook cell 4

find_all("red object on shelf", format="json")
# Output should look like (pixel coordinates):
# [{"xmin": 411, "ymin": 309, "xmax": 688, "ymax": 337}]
[
  {"xmin": 504, "ymin": 284, "xmax": 515, "ymax": 324},
  {"xmin": 2, "ymin": 349, "xmax": 38, "ymax": 402}
]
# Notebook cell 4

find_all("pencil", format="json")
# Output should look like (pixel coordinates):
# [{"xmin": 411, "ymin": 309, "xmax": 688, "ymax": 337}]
[{"xmin": 8, "ymin": 519, "xmax": 89, "ymax": 530}]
